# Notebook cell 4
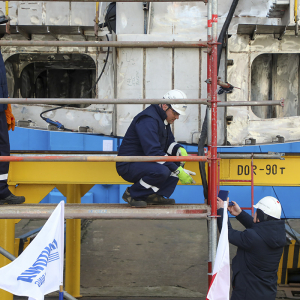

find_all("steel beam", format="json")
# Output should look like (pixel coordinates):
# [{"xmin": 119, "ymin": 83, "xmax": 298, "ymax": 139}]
[
  {"xmin": 0, "ymin": 204, "xmax": 210, "ymax": 220},
  {"xmin": 65, "ymin": 185, "xmax": 81, "ymax": 298},
  {"xmin": 0, "ymin": 40, "xmax": 208, "ymax": 48}
]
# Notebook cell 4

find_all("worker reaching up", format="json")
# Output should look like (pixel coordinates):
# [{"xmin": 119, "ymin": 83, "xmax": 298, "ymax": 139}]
[
  {"xmin": 217, "ymin": 196, "xmax": 286, "ymax": 300},
  {"xmin": 116, "ymin": 89, "xmax": 196, "ymax": 207}
]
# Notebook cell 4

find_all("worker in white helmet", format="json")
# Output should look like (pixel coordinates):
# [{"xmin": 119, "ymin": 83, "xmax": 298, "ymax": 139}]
[
  {"xmin": 116, "ymin": 89, "xmax": 196, "ymax": 207},
  {"xmin": 217, "ymin": 196, "xmax": 286, "ymax": 300}
]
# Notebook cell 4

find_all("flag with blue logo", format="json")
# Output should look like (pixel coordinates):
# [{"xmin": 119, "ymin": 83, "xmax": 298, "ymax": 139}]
[{"xmin": 0, "ymin": 201, "xmax": 64, "ymax": 300}]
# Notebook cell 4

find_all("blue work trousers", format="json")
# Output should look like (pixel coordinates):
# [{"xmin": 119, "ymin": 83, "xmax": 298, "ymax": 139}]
[
  {"xmin": 0, "ymin": 111, "xmax": 11, "ymax": 199},
  {"xmin": 117, "ymin": 162, "xmax": 179, "ymax": 201}
]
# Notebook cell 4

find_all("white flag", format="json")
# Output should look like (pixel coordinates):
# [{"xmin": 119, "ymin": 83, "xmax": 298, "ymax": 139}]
[
  {"xmin": 0, "ymin": 201, "xmax": 65, "ymax": 300},
  {"xmin": 206, "ymin": 201, "xmax": 230, "ymax": 300}
]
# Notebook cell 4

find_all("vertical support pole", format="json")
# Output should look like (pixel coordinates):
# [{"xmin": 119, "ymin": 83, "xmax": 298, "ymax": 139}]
[
  {"xmin": 210, "ymin": 0, "xmax": 218, "ymax": 270},
  {"xmin": 217, "ymin": 156, "xmax": 220, "ymax": 193},
  {"xmin": 65, "ymin": 184, "xmax": 81, "ymax": 298},
  {"xmin": 112, "ymin": 32, "xmax": 118, "ymax": 136},
  {"xmin": 206, "ymin": 0, "xmax": 213, "ymax": 286},
  {"xmin": 251, "ymin": 156, "xmax": 254, "ymax": 216},
  {"xmin": 0, "ymin": 219, "xmax": 15, "ymax": 300}
]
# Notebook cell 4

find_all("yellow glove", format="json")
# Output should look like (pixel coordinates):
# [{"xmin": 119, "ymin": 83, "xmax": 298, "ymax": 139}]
[
  {"xmin": 177, "ymin": 147, "xmax": 188, "ymax": 167},
  {"xmin": 5, "ymin": 104, "xmax": 15, "ymax": 131}
]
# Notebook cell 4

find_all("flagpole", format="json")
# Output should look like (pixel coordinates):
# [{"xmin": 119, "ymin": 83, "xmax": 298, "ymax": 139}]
[{"xmin": 59, "ymin": 285, "xmax": 64, "ymax": 300}]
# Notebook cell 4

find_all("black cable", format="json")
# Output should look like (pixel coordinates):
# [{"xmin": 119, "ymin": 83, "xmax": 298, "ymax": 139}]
[
  {"xmin": 198, "ymin": 110, "xmax": 208, "ymax": 200},
  {"xmin": 217, "ymin": 0, "xmax": 240, "ymax": 73},
  {"xmin": 88, "ymin": 34, "xmax": 110, "ymax": 94},
  {"xmin": 40, "ymin": 34, "xmax": 110, "ymax": 130},
  {"xmin": 39, "ymin": 105, "xmax": 73, "ymax": 131}
]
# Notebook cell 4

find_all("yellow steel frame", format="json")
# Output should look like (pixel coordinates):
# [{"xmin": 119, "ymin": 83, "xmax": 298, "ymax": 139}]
[{"xmin": 0, "ymin": 155, "xmax": 296, "ymax": 299}]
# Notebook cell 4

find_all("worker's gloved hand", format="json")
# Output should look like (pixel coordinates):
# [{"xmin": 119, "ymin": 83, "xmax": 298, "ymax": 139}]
[
  {"xmin": 175, "ymin": 166, "xmax": 196, "ymax": 184},
  {"xmin": 5, "ymin": 104, "xmax": 15, "ymax": 131},
  {"xmin": 177, "ymin": 147, "xmax": 188, "ymax": 167}
]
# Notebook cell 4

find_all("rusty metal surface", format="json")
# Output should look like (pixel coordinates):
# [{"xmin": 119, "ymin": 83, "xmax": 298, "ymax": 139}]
[
  {"xmin": 0, "ymin": 40, "xmax": 208, "ymax": 48},
  {"xmin": 0, "ymin": 155, "xmax": 208, "ymax": 162},
  {"xmin": 0, "ymin": 204, "xmax": 210, "ymax": 219}
]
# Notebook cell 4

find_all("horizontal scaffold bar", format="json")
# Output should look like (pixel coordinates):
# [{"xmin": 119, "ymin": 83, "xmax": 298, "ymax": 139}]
[
  {"xmin": 1, "ymin": 0, "xmax": 207, "ymax": 2},
  {"xmin": 0, "ymin": 40, "xmax": 208, "ymax": 48},
  {"xmin": 0, "ymin": 204, "xmax": 210, "ymax": 219},
  {"xmin": 0, "ymin": 155, "xmax": 208, "ymax": 162},
  {"xmin": 0, "ymin": 98, "xmax": 284, "ymax": 106},
  {"xmin": 219, "ymin": 153, "xmax": 285, "ymax": 160},
  {"xmin": 0, "ymin": 98, "xmax": 209, "ymax": 105}
]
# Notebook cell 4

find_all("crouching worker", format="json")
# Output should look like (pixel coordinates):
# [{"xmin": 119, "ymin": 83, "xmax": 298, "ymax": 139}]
[
  {"xmin": 217, "ymin": 196, "xmax": 286, "ymax": 300},
  {"xmin": 116, "ymin": 89, "xmax": 196, "ymax": 208}
]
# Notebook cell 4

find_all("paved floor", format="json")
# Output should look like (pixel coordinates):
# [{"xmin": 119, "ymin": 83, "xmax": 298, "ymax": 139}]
[{"xmin": 12, "ymin": 218, "xmax": 300, "ymax": 299}]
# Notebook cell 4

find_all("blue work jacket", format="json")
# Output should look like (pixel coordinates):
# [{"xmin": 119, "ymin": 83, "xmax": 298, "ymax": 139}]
[
  {"xmin": 117, "ymin": 104, "xmax": 181, "ymax": 172},
  {"xmin": 217, "ymin": 209, "xmax": 286, "ymax": 300}
]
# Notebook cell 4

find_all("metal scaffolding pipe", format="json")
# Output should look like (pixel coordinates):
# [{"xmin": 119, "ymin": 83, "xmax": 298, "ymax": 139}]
[
  {"xmin": 210, "ymin": 0, "xmax": 218, "ymax": 271},
  {"xmin": 207, "ymin": 0, "xmax": 213, "ymax": 287},
  {"xmin": 3, "ymin": 0, "xmax": 207, "ymax": 1},
  {"xmin": 0, "ymin": 98, "xmax": 283, "ymax": 106},
  {"xmin": 218, "ymin": 100, "xmax": 284, "ymax": 107},
  {"xmin": 0, "ymin": 246, "xmax": 16, "ymax": 262},
  {"xmin": 0, "ymin": 40, "xmax": 208, "ymax": 48},
  {"xmin": 0, "ymin": 98, "xmax": 208, "ymax": 105},
  {"xmin": 0, "ymin": 155, "xmax": 208, "ymax": 162},
  {"xmin": 0, "ymin": 204, "xmax": 210, "ymax": 220},
  {"xmin": 219, "ymin": 153, "xmax": 285, "ymax": 159}
]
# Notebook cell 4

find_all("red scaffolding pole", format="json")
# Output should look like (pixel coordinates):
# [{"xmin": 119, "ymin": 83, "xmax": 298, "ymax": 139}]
[
  {"xmin": 207, "ymin": 0, "xmax": 219, "ymax": 280},
  {"xmin": 206, "ymin": 0, "xmax": 213, "ymax": 286}
]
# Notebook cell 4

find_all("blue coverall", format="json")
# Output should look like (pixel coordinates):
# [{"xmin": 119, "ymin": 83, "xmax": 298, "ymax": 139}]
[
  {"xmin": 116, "ymin": 104, "xmax": 182, "ymax": 201},
  {"xmin": 0, "ymin": 51, "xmax": 12, "ymax": 199}
]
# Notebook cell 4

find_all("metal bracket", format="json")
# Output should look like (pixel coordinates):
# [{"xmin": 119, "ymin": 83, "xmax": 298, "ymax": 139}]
[
  {"xmin": 46, "ymin": 26, "xmax": 58, "ymax": 41},
  {"xmin": 278, "ymin": 26, "xmax": 287, "ymax": 40},
  {"xmin": 16, "ymin": 26, "xmax": 31, "ymax": 40},
  {"xmin": 251, "ymin": 25, "xmax": 257, "ymax": 41}
]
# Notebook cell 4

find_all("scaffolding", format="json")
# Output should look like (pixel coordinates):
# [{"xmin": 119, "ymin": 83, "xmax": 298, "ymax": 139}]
[{"xmin": 0, "ymin": 0, "xmax": 287, "ymax": 298}]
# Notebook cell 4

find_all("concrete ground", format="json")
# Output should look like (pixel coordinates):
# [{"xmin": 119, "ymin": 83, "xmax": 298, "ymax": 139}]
[{"xmin": 13, "ymin": 218, "xmax": 300, "ymax": 300}]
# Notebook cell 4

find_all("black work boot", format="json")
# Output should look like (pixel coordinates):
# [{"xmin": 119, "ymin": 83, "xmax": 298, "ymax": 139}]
[
  {"xmin": 145, "ymin": 194, "xmax": 175, "ymax": 205},
  {"xmin": 0, "ymin": 194, "xmax": 25, "ymax": 205},
  {"xmin": 122, "ymin": 188, "xmax": 147, "ymax": 208}
]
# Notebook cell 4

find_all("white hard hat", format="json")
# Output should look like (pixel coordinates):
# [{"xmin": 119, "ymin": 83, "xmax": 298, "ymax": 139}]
[
  {"xmin": 163, "ymin": 89, "xmax": 187, "ymax": 115},
  {"xmin": 253, "ymin": 196, "xmax": 282, "ymax": 219}
]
